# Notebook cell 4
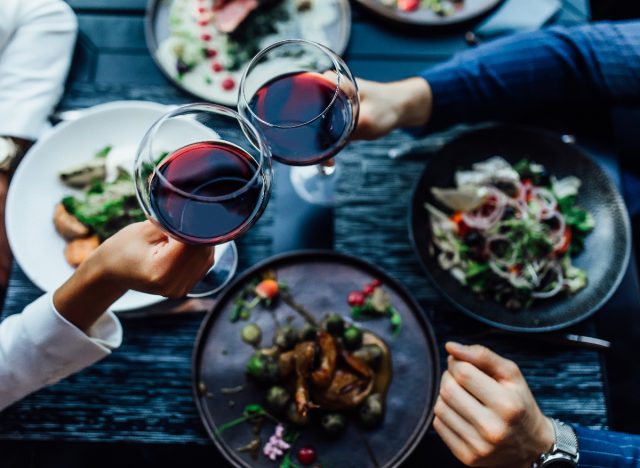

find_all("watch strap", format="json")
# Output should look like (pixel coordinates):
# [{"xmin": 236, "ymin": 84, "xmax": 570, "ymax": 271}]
[{"xmin": 552, "ymin": 419, "xmax": 579, "ymax": 458}]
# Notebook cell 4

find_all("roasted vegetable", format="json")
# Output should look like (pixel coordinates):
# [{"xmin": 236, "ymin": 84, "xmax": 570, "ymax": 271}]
[
  {"xmin": 246, "ymin": 352, "xmax": 279, "ymax": 383},
  {"xmin": 358, "ymin": 394, "xmax": 384, "ymax": 428},
  {"xmin": 320, "ymin": 413, "xmax": 346, "ymax": 435},
  {"xmin": 325, "ymin": 313, "xmax": 345, "ymax": 335},
  {"xmin": 273, "ymin": 325, "xmax": 298, "ymax": 350},
  {"xmin": 64, "ymin": 235, "xmax": 100, "ymax": 267},
  {"xmin": 53, "ymin": 203, "xmax": 90, "ymax": 241},
  {"xmin": 353, "ymin": 344, "xmax": 384, "ymax": 370},
  {"xmin": 342, "ymin": 326, "xmax": 363, "ymax": 350},
  {"xmin": 241, "ymin": 323, "xmax": 262, "ymax": 346},
  {"xmin": 265, "ymin": 385, "xmax": 290, "ymax": 413},
  {"xmin": 299, "ymin": 323, "xmax": 318, "ymax": 341}
]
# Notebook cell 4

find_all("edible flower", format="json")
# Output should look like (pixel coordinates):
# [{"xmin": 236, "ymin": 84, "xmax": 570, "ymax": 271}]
[{"xmin": 263, "ymin": 424, "xmax": 291, "ymax": 461}]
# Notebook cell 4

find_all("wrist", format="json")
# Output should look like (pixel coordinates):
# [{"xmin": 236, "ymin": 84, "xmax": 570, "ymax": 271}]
[
  {"xmin": 530, "ymin": 415, "xmax": 555, "ymax": 462},
  {"xmin": 54, "ymin": 252, "xmax": 127, "ymax": 331},
  {"xmin": 391, "ymin": 77, "xmax": 432, "ymax": 129}
]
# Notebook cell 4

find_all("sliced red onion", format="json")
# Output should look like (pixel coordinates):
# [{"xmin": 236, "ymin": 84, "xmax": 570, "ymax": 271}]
[
  {"xmin": 545, "ymin": 212, "xmax": 567, "ymax": 249},
  {"xmin": 462, "ymin": 188, "xmax": 506, "ymax": 231},
  {"xmin": 532, "ymin": 265, "xmax": 564, "ymax": 299},
  {"xmin": 486, "ymin": 234, "xmax": 516, "ymax": 265},
  {"xmin": 530, "ymin": 187, "xmax": 557, "ymax": 220}
]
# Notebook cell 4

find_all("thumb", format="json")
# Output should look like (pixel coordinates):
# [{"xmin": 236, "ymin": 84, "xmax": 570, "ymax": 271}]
[{"xmin": 445, "ymin": 342, "xmax": 518, "ymax": 381}]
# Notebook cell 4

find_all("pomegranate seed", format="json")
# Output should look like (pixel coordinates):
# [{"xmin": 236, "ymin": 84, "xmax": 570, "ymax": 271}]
[
  {"xmin": 363, "ymin": 284, "xmax": 375, "ymax": 296},
  {"xmin": 205, "ymin": 48, "xmax": 217, "ymax": 58},
  {"xmin": 348, "ymin": 291, "xmax": 365, "ymax": 307},
  {"xmin": 371, "ymin": 278, "xmax": 382, "ymax": 288},
  {"xmin": 212, "ymin": 62, "xmax": 223, "ymax": 73},
  {"xmin": 297, "ymin": 446, "xmax": 316, "ymax": 466},
  {"xmin": 198, "ymin": 19, "xmax": 209, "ymax": 26},
  {"xmin": 201, "ymin": 33, "xmax": 211, "ymax": 41},
  {"xmin": 198, "ymin": 6, "xmax": 206, "ymax": 13},
  {"xmin": 221, "ymin": 77, "xmax": 235, "ymax": 90}
]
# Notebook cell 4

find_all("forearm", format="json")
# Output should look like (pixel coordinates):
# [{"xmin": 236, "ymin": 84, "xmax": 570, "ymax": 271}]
[
  {"xmin": 418, "ymin": 21, "xmax": 640, "ymax": 132},
  {"xmin": 575, "ymin": 426, "xmax": 640, "ymax": 467},
  {"xmin": 53, "ymin": 253, "xmax": 127, "ymax": 332}
]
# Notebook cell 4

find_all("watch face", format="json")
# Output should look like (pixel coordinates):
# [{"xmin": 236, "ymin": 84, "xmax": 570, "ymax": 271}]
[{"xmin": 544, "ymin": 461, "xmax": 576, "ymax": 468}]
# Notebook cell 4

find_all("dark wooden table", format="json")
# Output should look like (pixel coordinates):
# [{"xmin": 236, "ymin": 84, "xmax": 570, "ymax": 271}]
[{"xmin": 3, "ymin": 1, "xmax": 633, "ymax": 467}]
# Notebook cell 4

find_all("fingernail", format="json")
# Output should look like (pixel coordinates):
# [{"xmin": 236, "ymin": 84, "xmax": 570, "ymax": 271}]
[{"xmin": 446, "ymin": 341, "xmax": 466, "ymax": 353}]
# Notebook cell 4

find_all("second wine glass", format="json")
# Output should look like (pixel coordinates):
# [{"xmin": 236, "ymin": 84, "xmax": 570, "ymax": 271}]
[{"xmin": 237, "ymin": 39, "xmax": 359, "ymax": 206}]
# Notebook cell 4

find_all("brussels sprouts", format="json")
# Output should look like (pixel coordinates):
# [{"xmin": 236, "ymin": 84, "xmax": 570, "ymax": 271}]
[
  {"xmin": 321, "ymin": 413, "xmax": 347, "ymax": 435},
  {"xmin": 241, "ymin": 323, "xmax": 262, "ymax": 346},
  {"xmin": 265, "ymin": 385, "xmax": 290, "ymax": 413},
  {"xmin": 358, "ymin": 394, "xmax": 384, "ymax": 428},
  {"xmin": 299, "ymin": 323, "xmax": 318, "ymax": 342},
  {"xmin": 325, "ymin": 313, "xmax": 345, "ymax": 335},
  {"xmin": 246, "ymin": 352, "xmax": 279, "ymax": 383},
  {"xmin": 286, "ymin": 401, "xmax": 309, "ymax": 426},
  {"xmin": 353, "ymin": 344, "xmax": 384, "ymax": 369},
  {"xmin": 273, "ymin": 325, "xmax": 298, "ymax": 350},
  {"xmin": 342, "ymin": 326, "xmax": 363, "ymax": 350}
]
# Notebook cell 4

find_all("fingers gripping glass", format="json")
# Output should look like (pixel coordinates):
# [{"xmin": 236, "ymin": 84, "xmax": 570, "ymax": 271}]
[
  {"xmin": 238, "ymin": 39, "xmax": 359, "ymax": 206},
  {"xmin": 135, "ymin": 103, "xmax": 272, "ymax": 296}
]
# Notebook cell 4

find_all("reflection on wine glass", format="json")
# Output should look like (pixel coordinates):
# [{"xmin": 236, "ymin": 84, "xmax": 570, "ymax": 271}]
[
  {"xmin": 135, "ymin": 103, "xmax": 272, "ymax": 296},
  {"xmin": 238, "ymin": 39, "xmax": 359, "ymax": 206}
]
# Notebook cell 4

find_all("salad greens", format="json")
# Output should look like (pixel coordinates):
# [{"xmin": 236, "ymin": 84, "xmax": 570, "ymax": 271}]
[{"xmin": 427, "ymin": 157, "xmax": 594, "ymax": 309}]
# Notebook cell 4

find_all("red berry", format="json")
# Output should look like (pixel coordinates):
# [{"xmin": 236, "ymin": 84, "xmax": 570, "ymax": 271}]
[
  {"xmin": 297, "ymin": 446, "xmax": 316, "ymax": 466},
  {"xmin": 205, "ymin": 48, "xmax": 217, "ymax": 58},
  {"xmin": 221, "ymin": 77, "xmax": 235, "ymax": 91},
  {"xmin": 201, "ymin": 33, "xmax": 211, "ymax": 41},
  {"xmin": 363, "ymin": 284, "xmax": 375, "ymax": 296},
  {"xmin": 371, "ymin": 278, "xmax": 382, "ymax": 288},
  {"xmin": 198, "ymin": 6, "xmax": 206, "ymax": 13},
  {"xmin": 212, "ymin": 62, "xmax": 223, "ymax": 73},
  {"xmin": 198, "ymin": 19, "xmax": 209, "ymax": 26},
  {"xmin": 348, "ymin": 291, "xmax": 365, "ymax": 307}
]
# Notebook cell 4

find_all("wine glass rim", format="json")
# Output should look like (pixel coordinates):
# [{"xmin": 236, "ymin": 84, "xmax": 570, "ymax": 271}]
[
  {"xmin": 239, "ymin": 39, "xmax": 345, "ymax": 130},
  {"xmin": 136, "ymin": 102, "xmax": 269, "ymax": 203}
]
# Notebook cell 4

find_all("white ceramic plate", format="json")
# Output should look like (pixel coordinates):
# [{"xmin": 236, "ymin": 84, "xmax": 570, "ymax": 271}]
[{"xmin": 7, "ymin": 101, "xmax": 173, "ymax": 311}]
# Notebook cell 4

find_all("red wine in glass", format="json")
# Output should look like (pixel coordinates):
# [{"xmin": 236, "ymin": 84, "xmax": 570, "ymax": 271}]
[
  {"xmin": 149, "ymin": 141, "xmax": 263, "ymax": 244},
  {"xmin": 247, "ymin": 71, "xmax": 353, "ymax": 166}
]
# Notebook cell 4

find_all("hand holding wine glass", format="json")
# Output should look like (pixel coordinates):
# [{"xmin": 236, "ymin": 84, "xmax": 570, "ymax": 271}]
[
  {"xmin": 134, "ymin": 103, "xmax": 272, "ymax": 296},
  {"xmin": 238, "ymin": 39, "xmax": 359, "ymax": 205}
]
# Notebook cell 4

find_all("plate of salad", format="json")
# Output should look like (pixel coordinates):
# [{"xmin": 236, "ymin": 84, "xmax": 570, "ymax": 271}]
[
  {"xmin": 409, "ymin": 125, "xmax": 631, "ymax": 332},
  {"xmin": 192, "ymin": 250, "xmax": 439, "ymax": 467},
  {"xmin": 146, "ymin": 0, "xmax": 351, "ymax": 106},
  {"xmin": 354, "ymin": 0, "xmax": 503, "ymax": 27}
]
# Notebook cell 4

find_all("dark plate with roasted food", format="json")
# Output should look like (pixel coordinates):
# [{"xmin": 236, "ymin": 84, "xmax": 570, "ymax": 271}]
[
  {"xmin": 354, "ymin": 0, "xmax": 503, "ymax": 27},
  {"xmin": 193, "ymin": 250, "xmax": 439, "ymax": 468},
  {"xmin": 409, "ymin": 125, "xmax": 631, "ymax": 332},
  {"xmin": 146, "ymin": 0, "xmax": 351, "ymax": 106}
]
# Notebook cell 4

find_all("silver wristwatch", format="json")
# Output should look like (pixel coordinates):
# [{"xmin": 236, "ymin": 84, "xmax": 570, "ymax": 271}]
[
  {"xmin": 532, "ymin": 419, "xmax": 579, "ymax": 468},
  {"xmin": 0, "ymin": 136, "xmax": 20, "ymax": 172}
]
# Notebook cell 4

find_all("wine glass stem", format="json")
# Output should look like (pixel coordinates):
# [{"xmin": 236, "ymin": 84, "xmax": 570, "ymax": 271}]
[{"xmin": 317, "ymin": 158, "xmax": 336, "ymax": 176}]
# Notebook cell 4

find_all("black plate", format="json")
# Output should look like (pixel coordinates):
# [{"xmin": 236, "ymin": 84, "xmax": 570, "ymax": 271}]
[
  {"xmin": 409, "ymin": 125, "xmax": 631, "ymax": 333},
  {"xmin": 145, "ymin": 0, "xmax": 352, "ymax": 106},
  {"xmin": 355, "ymin": 0, "xmax": 503, "ymax": 27},
  {"xmin": 193, "ymin": 250, "xmax": 439, "ymax": 468}
]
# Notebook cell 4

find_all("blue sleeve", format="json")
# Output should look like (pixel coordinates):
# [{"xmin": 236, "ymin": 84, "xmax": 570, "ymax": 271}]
[
  {"xmin": 575, "ymin": 425, "xmax": 640, "ymax": 467},
  {"xmin": 418, "ymin": 21, "xmax": 640, "ymax": 132}
]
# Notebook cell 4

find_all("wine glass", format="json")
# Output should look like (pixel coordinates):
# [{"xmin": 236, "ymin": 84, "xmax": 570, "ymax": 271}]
[
  {"xmin": 237, "ymin": 39, "xmax": 359, "ymax": 206},
  {"xmin": 134, "ymin": 103, "xmax": 272, "ymax": 297}
]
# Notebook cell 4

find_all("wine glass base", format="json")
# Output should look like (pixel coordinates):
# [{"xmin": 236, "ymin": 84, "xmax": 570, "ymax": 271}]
[
  {"xmin": 290, "ymin": 164, "xmax": 339, "ymax": 207},
  {"xmin": 187, "ymin": 241, "xmax": 238, "ymax": 297}
]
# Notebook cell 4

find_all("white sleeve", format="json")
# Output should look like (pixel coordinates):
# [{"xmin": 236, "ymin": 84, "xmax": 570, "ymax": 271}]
[
  {"xmin": 0, "ymin": 293, "xmax": 123, "ymax": 411},
  {"xmin": 0, "ymin": 0, "xmax": 78, "ymax": 140}
]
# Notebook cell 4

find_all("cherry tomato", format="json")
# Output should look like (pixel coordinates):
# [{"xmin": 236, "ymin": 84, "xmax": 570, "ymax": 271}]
[
  {"xmin": 397, "ymin": 0, "xmax": 420, "ymax": 12},
  {"xmin": 348, "ymin": 291, "xmax": 365, "ymax": 307},
  {"xmin": 371, "ymin": 278, "xmax": 382, "ymax": 288},
  {"xmin": 255, "ymin": 279, "xmax": 279, "ymax": 300},
  {"xmin": 297, "ymin": 446, "xmax": 317, "ymax": 466},
  {"xmin": 363, "ymin": 284, "xmax": 375, "ymax": 296}
]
